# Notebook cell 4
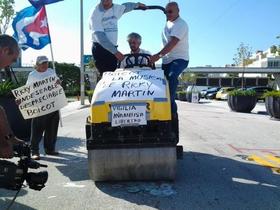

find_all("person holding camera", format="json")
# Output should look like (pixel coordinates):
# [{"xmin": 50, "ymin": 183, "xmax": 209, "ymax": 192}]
[
  {"xmin": 0, "ymin": 107, "xmax": 24, "ymax": 158},
  {"xmin": 0, "ymin": 34, "xmax": 22, "ymax": 159}
]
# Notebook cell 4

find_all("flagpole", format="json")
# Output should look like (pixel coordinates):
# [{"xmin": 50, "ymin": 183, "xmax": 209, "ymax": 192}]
[
  {"xmin": 49, "ymin": 43, "xmax": 56, "ymax": 71},
  {"xmin": 80, "ymin": 0, "xmax": 85, "ymax": 105},
  {"xmin": 49, "ymin": 42, "xmax": 63, "ymax": 127},
  {"xmin": 45, "ymin": 6, "xmax": 63, "ymax": 127}
]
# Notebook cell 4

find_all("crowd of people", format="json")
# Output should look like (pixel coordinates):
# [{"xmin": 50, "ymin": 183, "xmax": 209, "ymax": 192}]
[{"xmin": 0, "ymin": 0, "xmax": 188, "ymax": 159}]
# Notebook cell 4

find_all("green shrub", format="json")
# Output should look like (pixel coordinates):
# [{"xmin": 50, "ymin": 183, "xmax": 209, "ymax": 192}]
[
  {"xmin": 49, "ymin": 62, "xmax": 81, "ymax": 91},
  {"xmin": 263, "ymin": 90, "xmax": 280, "ymax": 98},
  {"xmin": 228, "ymin": 89, "xmax": 256, "ymax": 97},
  {"xmin": 0, "ymin": 81, "xmax": 17, "ymax": 97},
  {"xmin": 64, "ymin": 85, "xmax": 80, "ymax": 97},
  {"xmin": 86, "ymin": 90, "xmax": 94, "ymax": 97},
  {"xmin": 177, "ymin": 91, "xmax": 186, "ymax": 97}
]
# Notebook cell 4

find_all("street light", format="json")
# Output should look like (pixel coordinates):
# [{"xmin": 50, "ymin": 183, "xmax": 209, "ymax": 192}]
[{"xmin": 80, "ymin": 0, "xmax": 85, "ymax": 105}]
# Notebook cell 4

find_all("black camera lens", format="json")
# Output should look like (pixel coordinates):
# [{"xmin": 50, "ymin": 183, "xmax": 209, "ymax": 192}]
[{"xmin": 26, "ymin": 171, "xmax": 48, "ymax": 191}]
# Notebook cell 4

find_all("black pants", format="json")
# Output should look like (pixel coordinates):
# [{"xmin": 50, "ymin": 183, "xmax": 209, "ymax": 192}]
[
  {"xmin": 92, "ymin": 42, "xmax": 117, "ymax": 75},
  {"xmin": 30, "ymin": 111, "xmax": 59, "ymax": 154}
]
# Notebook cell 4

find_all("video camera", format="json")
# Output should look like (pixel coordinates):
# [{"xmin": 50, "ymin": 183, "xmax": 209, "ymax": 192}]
[{"xmin": 0, "ymin": 144, "xmax": 48, "ymax": 191}]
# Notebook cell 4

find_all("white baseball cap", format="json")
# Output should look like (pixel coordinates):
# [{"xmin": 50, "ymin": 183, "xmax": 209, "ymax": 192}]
[{"xmin": 36, "ymin": 56, "xmax": 48, "ymax": 65}]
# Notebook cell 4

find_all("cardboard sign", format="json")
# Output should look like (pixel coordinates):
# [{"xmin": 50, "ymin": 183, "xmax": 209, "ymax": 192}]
[
  {"xmin": 111, "ymin": 104, "xmax": 147, "ymax": 127},
  {"xmin": 91, "ymin": 69, "xmax": 167, "ymax": 104},
  {"xmin": 12, "ymin": 76, "xmax": 68, "ymax": 119}
]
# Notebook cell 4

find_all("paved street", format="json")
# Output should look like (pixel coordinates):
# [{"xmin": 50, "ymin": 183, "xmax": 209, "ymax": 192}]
[{"xmin": 1, "ymin": 100, "xmax": 280, "ymax": 210}]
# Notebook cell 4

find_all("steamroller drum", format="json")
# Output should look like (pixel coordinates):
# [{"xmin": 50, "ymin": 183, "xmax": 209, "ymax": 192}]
[{"xmin": 88, "ymin": 147, "xmax": 177, "ymax": 181}]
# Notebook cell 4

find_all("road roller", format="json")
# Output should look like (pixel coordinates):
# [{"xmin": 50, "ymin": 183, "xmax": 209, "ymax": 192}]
[{"xmin": 85, "ymin": 6, "xmax": 183, "ymax": 181}]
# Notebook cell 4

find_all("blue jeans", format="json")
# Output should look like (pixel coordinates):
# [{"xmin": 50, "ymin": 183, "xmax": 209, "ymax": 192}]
[{"xmin": 162, "ymin": 59, "xmax": 189, "ymax": 114}]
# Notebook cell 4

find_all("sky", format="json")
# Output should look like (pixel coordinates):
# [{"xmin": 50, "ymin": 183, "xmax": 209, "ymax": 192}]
[{"xmin": 7, "ymin": 0, "xmax": 280, "ymax": 67}]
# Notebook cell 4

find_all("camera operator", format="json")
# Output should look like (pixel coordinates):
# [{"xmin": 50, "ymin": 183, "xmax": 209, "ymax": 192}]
[
  {"xmin": 0, "ymin": 34, "xmax": 23, "ymax": 159},
  {"xmin": 0, "ymin": 106, "xmax": 24, "ymax": 158}
]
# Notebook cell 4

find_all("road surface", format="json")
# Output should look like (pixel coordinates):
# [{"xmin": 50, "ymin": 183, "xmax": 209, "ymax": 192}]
[{"xmin": 1, "ymin": 100, "xmax": 280, "ymax": 210}]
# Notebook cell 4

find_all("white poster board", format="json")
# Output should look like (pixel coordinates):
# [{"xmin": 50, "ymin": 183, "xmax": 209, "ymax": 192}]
[
  {"xmin": 91, "ymin": 69, "xmax": 167, "ymax": 104},
  {"xmin": 111, "ymin": 104, "xmax": 147, "ymax": 127},
  {"xmin": 12, "ymin": 76, "xmax": 68, "ymax": 119}
]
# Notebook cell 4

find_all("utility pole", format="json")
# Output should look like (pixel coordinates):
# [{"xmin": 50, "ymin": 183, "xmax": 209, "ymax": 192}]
[{"xmin": 80, "ymin": 0, "xmax": 85, "ymax": 105}]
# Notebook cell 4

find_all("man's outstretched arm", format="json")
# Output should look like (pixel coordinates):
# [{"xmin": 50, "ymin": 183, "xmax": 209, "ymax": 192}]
[{"xmin": 122, "ymin": 2, "xmax": 147, "ymax": 14}]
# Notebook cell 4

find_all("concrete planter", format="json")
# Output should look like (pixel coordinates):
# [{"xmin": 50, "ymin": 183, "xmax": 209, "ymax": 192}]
[
  {"xmin": 0, "ymin": 97, "xmax": 31, "ymax": 141},
  {"xmin": 265, "ymin": 96, "xmax": 280, "ymax": 120},
  {"xmin": 227, "ymin": 95, "xmax": 257, "ymax": 113}
]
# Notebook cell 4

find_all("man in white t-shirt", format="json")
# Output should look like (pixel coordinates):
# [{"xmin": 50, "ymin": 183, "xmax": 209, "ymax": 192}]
[
  {"xmin": 26, "ymin": 56, "xmax": 60, "ymax": 160},
  {"xmin": 150, "ymin": 2, "xmax": 189, "ymax": 114},
  {"xmin": 150, "ymin": 2, "xmax": 189, "ymax": 140},
  {"xmin": 89, "ymin": 0, "xmax": 147, "ymax": 75},
  {"xmin": 120, "ymin": 32, "xmax": 151, "ymax": 69}
]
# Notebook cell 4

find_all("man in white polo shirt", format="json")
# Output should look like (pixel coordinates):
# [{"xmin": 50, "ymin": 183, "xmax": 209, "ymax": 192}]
[
  {"xmin": 151, "ymin": 2, "xmax": 189, "ymax": 115},
  {"xmin": 89, "ymin": 0, "xmax": 147, "ymax": 75}
]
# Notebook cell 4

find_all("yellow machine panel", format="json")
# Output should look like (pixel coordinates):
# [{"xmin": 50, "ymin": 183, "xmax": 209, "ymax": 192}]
[{"xmin": 89, "ymin": 85, "xmax": 171, "ymax": 124}]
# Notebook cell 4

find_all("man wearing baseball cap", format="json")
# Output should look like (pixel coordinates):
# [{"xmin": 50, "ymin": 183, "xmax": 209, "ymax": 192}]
[{"xmin": 26, "ymin": 56, "xmax": 60, "ymax": 160}]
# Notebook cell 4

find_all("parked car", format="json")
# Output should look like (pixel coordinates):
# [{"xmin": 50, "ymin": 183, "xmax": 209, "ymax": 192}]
[
  {"xmin": 187, "ymin": 86, "xmax": 209, "ymax": 93},
  {"xmin": 216, "ymin": 87, "xmax": 235, "ymax": 100},
  {"xmin": 200, "ymin": 87, "xmax": 211, "ymax": 98},
  {"xmin": 247, "ymin": 86, "xmax": 273, "ymax": 101},
  {"xmin": 205, "ymin": 87, "xmax": 221, "ymax": 99},
  {"xmin": 185, "ymin": 85, "xmax": 208, "ymax": 101}
]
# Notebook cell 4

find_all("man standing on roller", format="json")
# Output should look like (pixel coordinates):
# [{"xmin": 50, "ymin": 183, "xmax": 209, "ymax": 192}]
[
  {"xmin": 89, "ymin": 0, "xmax": 147, "ymax": 75},
  {"xmin": 150, "ymin": 2, "xmax": 189, "ymax": 139}
]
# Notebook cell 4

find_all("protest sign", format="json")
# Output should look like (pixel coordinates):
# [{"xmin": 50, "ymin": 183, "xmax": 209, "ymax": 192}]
[
  {"xmin": 12, "ymin": 76, "xmax": 68, "ymax": 119},
  {"xmin": 111, "ymin": 104, "xmax": 147, "ymax": 127},
  {"xmin": 91, "ymin": 69, "xmax": 167, "ymax": 104}
]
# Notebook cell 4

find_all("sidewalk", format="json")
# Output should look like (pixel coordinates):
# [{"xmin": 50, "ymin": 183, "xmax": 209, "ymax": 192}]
[{"xmin": 60, "ymin": 100, "xmax": 90, "ymax": 118}]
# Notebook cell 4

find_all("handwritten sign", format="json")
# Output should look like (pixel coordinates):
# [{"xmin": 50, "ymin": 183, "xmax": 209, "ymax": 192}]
[
  {"xmin": 12, "ymin": 76, "xmax": 68, "ymax": 119},
  {"xmin": 111, "ymin": 104, "xmax": 147, "ymax": 127},
  {"xmin": 91, "ymin": 69, "xmax": 167, "ymax": 104}
]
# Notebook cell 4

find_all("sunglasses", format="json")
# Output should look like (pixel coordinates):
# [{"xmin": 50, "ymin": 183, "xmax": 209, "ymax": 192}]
[{"xmin": 166, "ymin": 10, "xmax": 174, "ymax": 14}]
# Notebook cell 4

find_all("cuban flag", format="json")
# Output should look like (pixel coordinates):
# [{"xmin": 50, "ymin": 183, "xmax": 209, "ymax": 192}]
[
  {"xmin": 28, "ymin": 0, "xmax": 63, "ymax": 9},
  {"xmin": 12, "ymin": 6, "xmax": 51, "ymax": 50}
]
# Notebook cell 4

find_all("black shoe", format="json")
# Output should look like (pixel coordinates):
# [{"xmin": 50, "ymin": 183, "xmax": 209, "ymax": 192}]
[{"xmin": 45, "ymin": 151, "xmax": 59, "ymax": 156}]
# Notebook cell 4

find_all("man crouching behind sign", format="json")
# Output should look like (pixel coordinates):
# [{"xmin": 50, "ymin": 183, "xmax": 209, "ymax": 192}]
[{"xmin": 26, "ymin": 56, "xmax": 60, "ymax": 160}]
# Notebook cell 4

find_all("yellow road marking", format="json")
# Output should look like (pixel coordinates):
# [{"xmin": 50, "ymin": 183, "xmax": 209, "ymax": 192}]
[
  {"xmin": 272, "ymin": 168, "xmax": 280, "ymax": 174},
  {"xmin": 265, "ymin": 155, "xmax": 280, "ymax": 165},
  {"xmin": 247, "ymin": 155, "xmax": 279, "ymax": 168}
]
